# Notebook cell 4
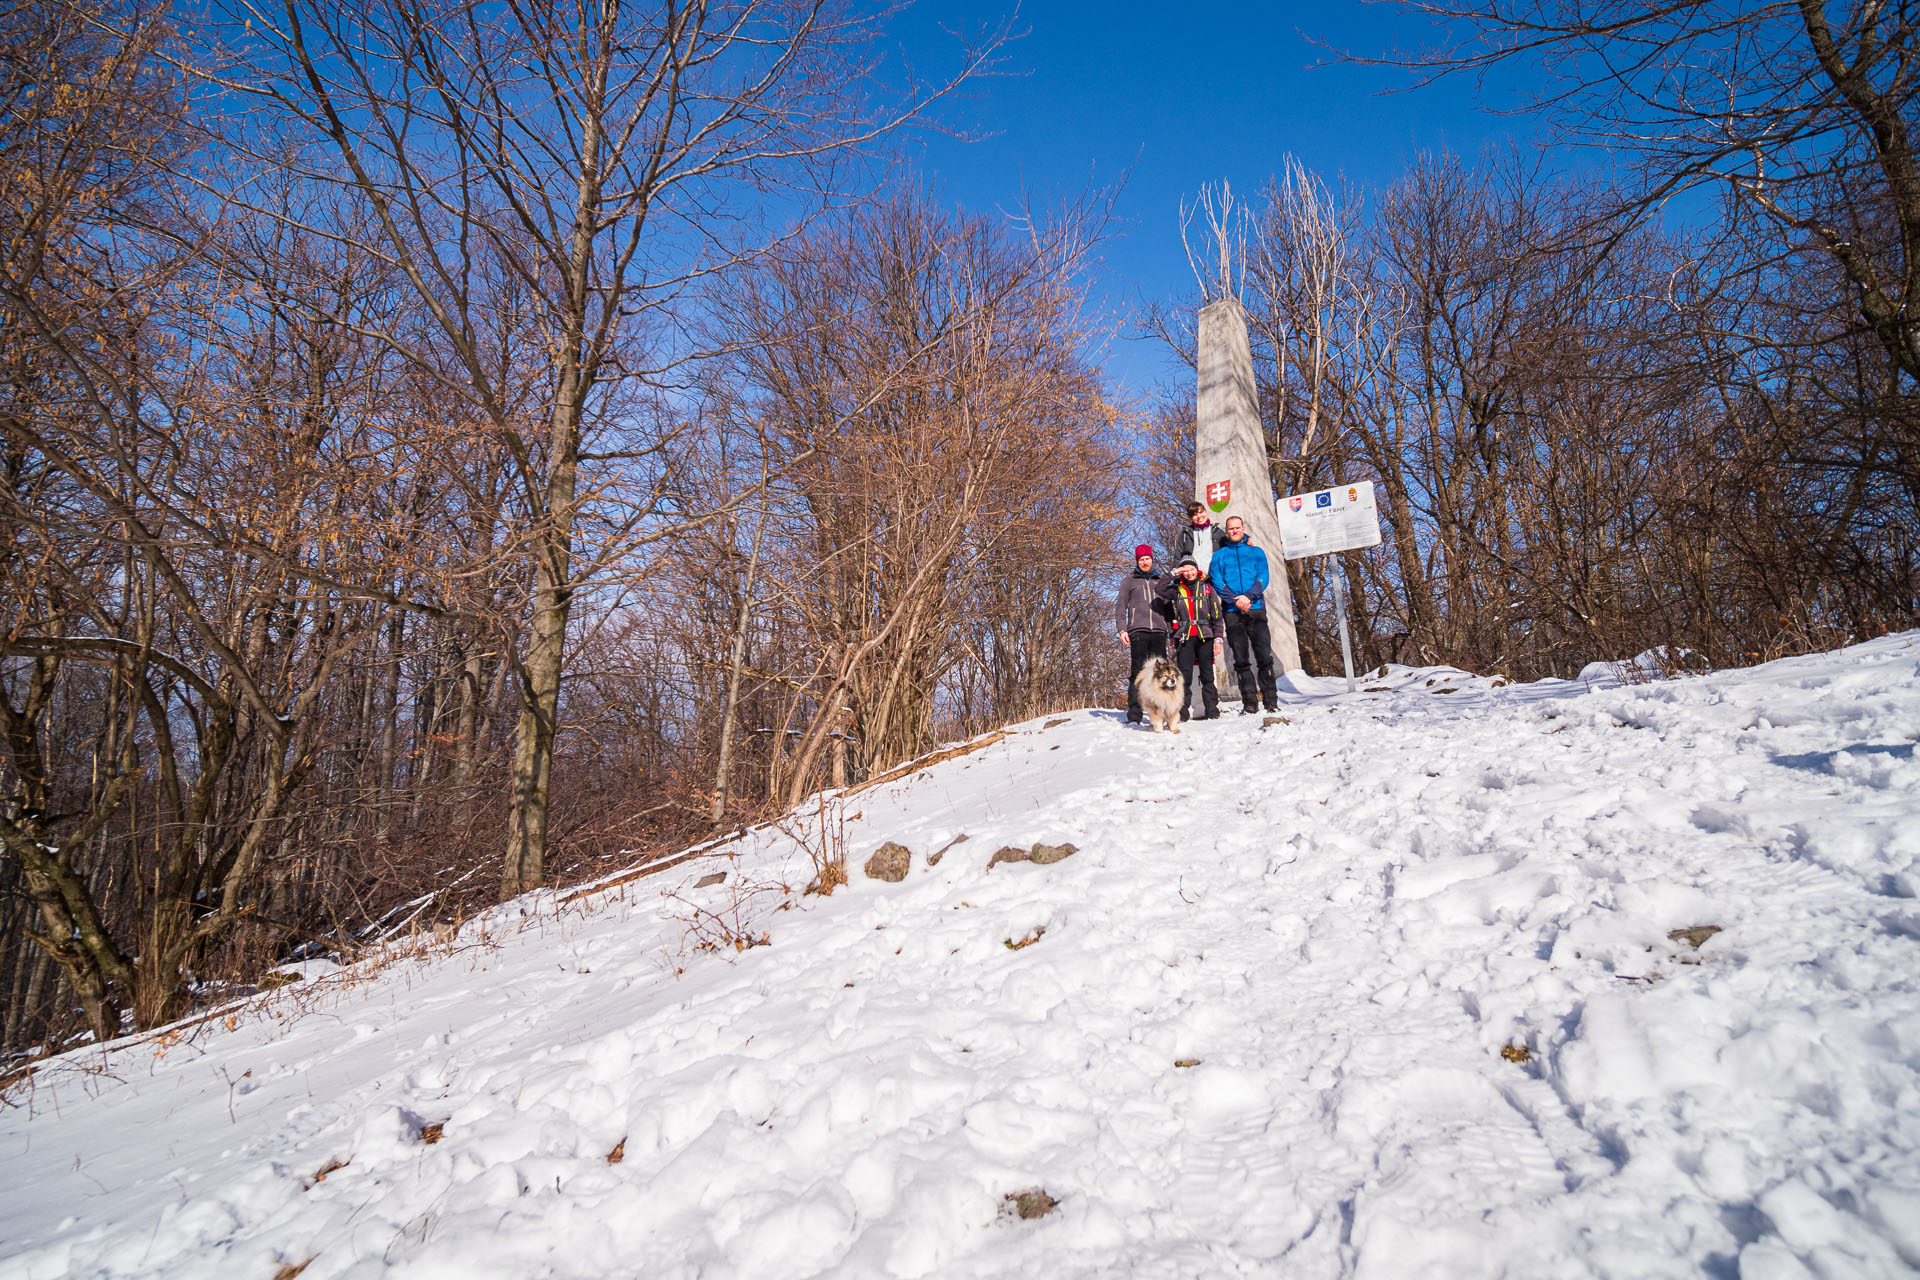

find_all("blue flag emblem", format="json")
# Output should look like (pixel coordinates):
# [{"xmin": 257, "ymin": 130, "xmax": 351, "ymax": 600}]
[{"xmin": 1315, "ymin": 491, "xmax": 1332, "ymax": 508}]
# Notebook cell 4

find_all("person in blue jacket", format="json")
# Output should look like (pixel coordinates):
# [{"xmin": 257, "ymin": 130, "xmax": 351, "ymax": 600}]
[{"xmin": 1209, "ymin": 515, "xmax": 1279, "ymax": 714}]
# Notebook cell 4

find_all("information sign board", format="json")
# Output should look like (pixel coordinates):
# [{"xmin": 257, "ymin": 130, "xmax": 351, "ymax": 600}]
[{"xmin": 1276, "ymin": 481, "xmax": 1382, "ymax": 560}]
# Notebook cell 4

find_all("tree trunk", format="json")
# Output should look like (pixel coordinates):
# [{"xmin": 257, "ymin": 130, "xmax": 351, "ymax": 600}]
[
  {"xmin": 501, "ymin": 450, "xmax": 580, "ymax": 898},
  {"xmin": 711, "ymin": 506, "xmax": 768, "ymax": 823},
  {"xmin": 376, "ymin": 609, "xmax": 404, "ymax": 849}
]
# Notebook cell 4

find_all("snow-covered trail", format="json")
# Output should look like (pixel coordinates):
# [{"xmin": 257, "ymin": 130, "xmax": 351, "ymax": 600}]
[{"xmin": 4, "ymin": 636, "xmax": 1919, "ymax": 1279}]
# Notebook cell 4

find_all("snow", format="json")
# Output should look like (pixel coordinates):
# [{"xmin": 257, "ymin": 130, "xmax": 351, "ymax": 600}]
[{"xmin": 4, "ymin": 634, "xmax": 1919, "ymax": 1279}]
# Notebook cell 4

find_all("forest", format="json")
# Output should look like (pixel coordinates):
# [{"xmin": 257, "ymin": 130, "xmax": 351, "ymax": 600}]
[{"xmin": 3, "ymin": 0, "xmax": 1915, "ymax": 1054}]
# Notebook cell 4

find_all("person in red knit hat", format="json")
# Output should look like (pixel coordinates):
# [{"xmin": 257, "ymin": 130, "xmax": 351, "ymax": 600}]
[{"xmin": 1113, "ymin": 544, "xmax": 1170, "ymax": 724}]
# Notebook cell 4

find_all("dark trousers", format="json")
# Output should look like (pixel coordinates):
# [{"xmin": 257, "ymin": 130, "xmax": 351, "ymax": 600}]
[
  {"xmin": 1171, "ymin": 632, "xmax": 1218, "ymax": 719},
  {"xmin": 1125, "ymin": 629, "xmax": 1167, "ymax": 721},
  {"xmin": 1223, "ymin": 610, "xmax": 1277, "ymax": 708}
]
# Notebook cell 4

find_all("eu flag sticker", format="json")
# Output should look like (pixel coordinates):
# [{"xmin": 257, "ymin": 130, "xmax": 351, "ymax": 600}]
[{"xmin": 1315, "ymin": 491, "xmax": 1332, "ymax": 508}]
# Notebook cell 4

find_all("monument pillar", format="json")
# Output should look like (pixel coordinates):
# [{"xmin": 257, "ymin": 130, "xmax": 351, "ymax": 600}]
[{"xmin": 1195, "ymin": 296, "xmax": 1304, "ymax": 674}]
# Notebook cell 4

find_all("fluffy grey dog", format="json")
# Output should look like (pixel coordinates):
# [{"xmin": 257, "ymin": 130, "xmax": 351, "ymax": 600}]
[{"xmin": 1133, "ymin": 657, "xmax": 1185, "ymax": 733}]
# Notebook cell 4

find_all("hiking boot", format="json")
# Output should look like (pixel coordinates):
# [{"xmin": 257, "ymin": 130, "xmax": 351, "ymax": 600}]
[{"xmin": 1240, "ymin": 703, "xmax": 1259, "ymax": 715}]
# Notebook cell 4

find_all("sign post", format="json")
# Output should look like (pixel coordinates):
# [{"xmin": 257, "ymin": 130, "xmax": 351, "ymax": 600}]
[
  {"xmin": 1276, "ymin": 481, "xmax": 1382, "ymax": 694},
  {"xmin": 1332, "ymin": 576, "xmax": 1357, "ymax": 693}
]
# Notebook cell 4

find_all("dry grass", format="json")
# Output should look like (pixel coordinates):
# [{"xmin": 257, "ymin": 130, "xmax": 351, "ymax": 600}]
[
  {"xmin": 1610, "ymin": 646, "xmax": 1712, "ymax": 686},
  {"xmin": 1002, "ymin": 1189, "xmax": 1058, "ymax": 1220},
  {"xmin": 1667, "ymin": 925, "xmax": 1722, "ymax": 949},
  {"xmin": 805, "ymin": 860, "xmax": 847, "ymax": 896},
  {"xmin": 788, "ymin": 796, "xmax": 848, "ymax": 897},
  {"xmin": 307, "ymin": 1158, "xmax": 348, "ymax": 1188}
]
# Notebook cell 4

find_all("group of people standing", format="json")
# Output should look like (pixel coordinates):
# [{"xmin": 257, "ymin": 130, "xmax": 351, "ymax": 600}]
[{"xmin": 1114, "ymin": 503, "xmax": 1281, "ymax": 725}]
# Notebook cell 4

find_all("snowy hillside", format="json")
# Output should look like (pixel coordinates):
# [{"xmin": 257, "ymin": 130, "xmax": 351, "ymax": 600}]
[{"xmin": 4, "ymin": 635, "xmax": 1919, "ymax": 1279}]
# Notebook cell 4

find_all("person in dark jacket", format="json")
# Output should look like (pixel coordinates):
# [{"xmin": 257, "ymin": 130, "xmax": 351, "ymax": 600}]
[
  {"xmin": 1114, "ymin": 544, "xmax": 1171, "ymax": 725},
  {"xmin": 1174, "ymin": 501, "xmax": 1228, "ymax": 582},
  {"xmin": 1209, "ymin": 516, "xmax": 1279, "ymax": 713},
  {"xmin": 1157, "ymin": 557, "xmax": 1222, "ymax": 720}
]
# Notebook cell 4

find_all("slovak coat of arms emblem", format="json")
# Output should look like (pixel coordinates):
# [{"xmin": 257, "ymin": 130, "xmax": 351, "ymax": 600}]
[
  {"xmin": 1288, "ymin": 495, "xmax": 1303, "ymax": 511},
  {"xmin": 1205, "ymin": 480, "xmax": 1231, "ymax": 513}
]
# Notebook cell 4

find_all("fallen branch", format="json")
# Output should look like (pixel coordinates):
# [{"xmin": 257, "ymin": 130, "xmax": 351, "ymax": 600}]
[
  {"xmin": 558, "ymin": 849, "xmax": 707, "ymax": 904},
  {"xmin": 841, "ymin": 731, "xmax": 1008, "ymax": 798}
]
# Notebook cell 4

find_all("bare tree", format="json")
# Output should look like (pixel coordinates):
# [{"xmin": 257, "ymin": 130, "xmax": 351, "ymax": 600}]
[
  {"xmin": 208, "ymin": 0, "xmax": 1007, "ymax": 897},
  {"xmin": 1251, "ymin": 157, "xmax": 1367, "ymax": 490},
  {"xmin": 1145, "ymin": 146, "xmax": 1907, "ymax": 681},
  {"xmin": 1181, "ymin": 180, "xmax": 1248, "ymax": 304},
  {"xmin": 1376, "ymin": 0, "xmax": 1920, "ymax": 453},
  {"xmin": 716, "ymin": 190, "xmax": 1128, "ymax": 806}
]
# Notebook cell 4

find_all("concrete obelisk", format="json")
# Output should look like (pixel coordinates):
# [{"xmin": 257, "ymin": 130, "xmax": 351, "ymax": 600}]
[{"xmin": 1195, "ymin": 296, "xmax": 1304, "ymax": 674}]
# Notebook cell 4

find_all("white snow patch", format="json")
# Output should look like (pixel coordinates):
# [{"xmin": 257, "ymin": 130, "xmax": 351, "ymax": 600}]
[{"xmin": 4, "ymin": 635, "xmax": 1920, "ymax": 1277}]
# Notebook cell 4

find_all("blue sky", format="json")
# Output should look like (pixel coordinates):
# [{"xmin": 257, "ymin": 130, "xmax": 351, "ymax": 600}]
[{"xmin": 892, "ymin": 1, "xmax": 1552, "ymax": 394}]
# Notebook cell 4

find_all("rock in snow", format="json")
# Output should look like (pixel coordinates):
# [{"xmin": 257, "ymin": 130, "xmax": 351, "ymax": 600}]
[
  {"xmin": 864, "ymin": 842, "xmax": 913, "ymax": 883},
  {"xmin": 3, "ymin": 634, "xmax": 1920, "ymax": 1278}
]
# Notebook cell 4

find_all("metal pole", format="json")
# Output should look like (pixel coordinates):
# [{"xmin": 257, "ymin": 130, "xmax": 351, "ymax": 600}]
[{"xmin": 1333, "ymin": 571, "xmax": 1357, "ymax": 693}]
